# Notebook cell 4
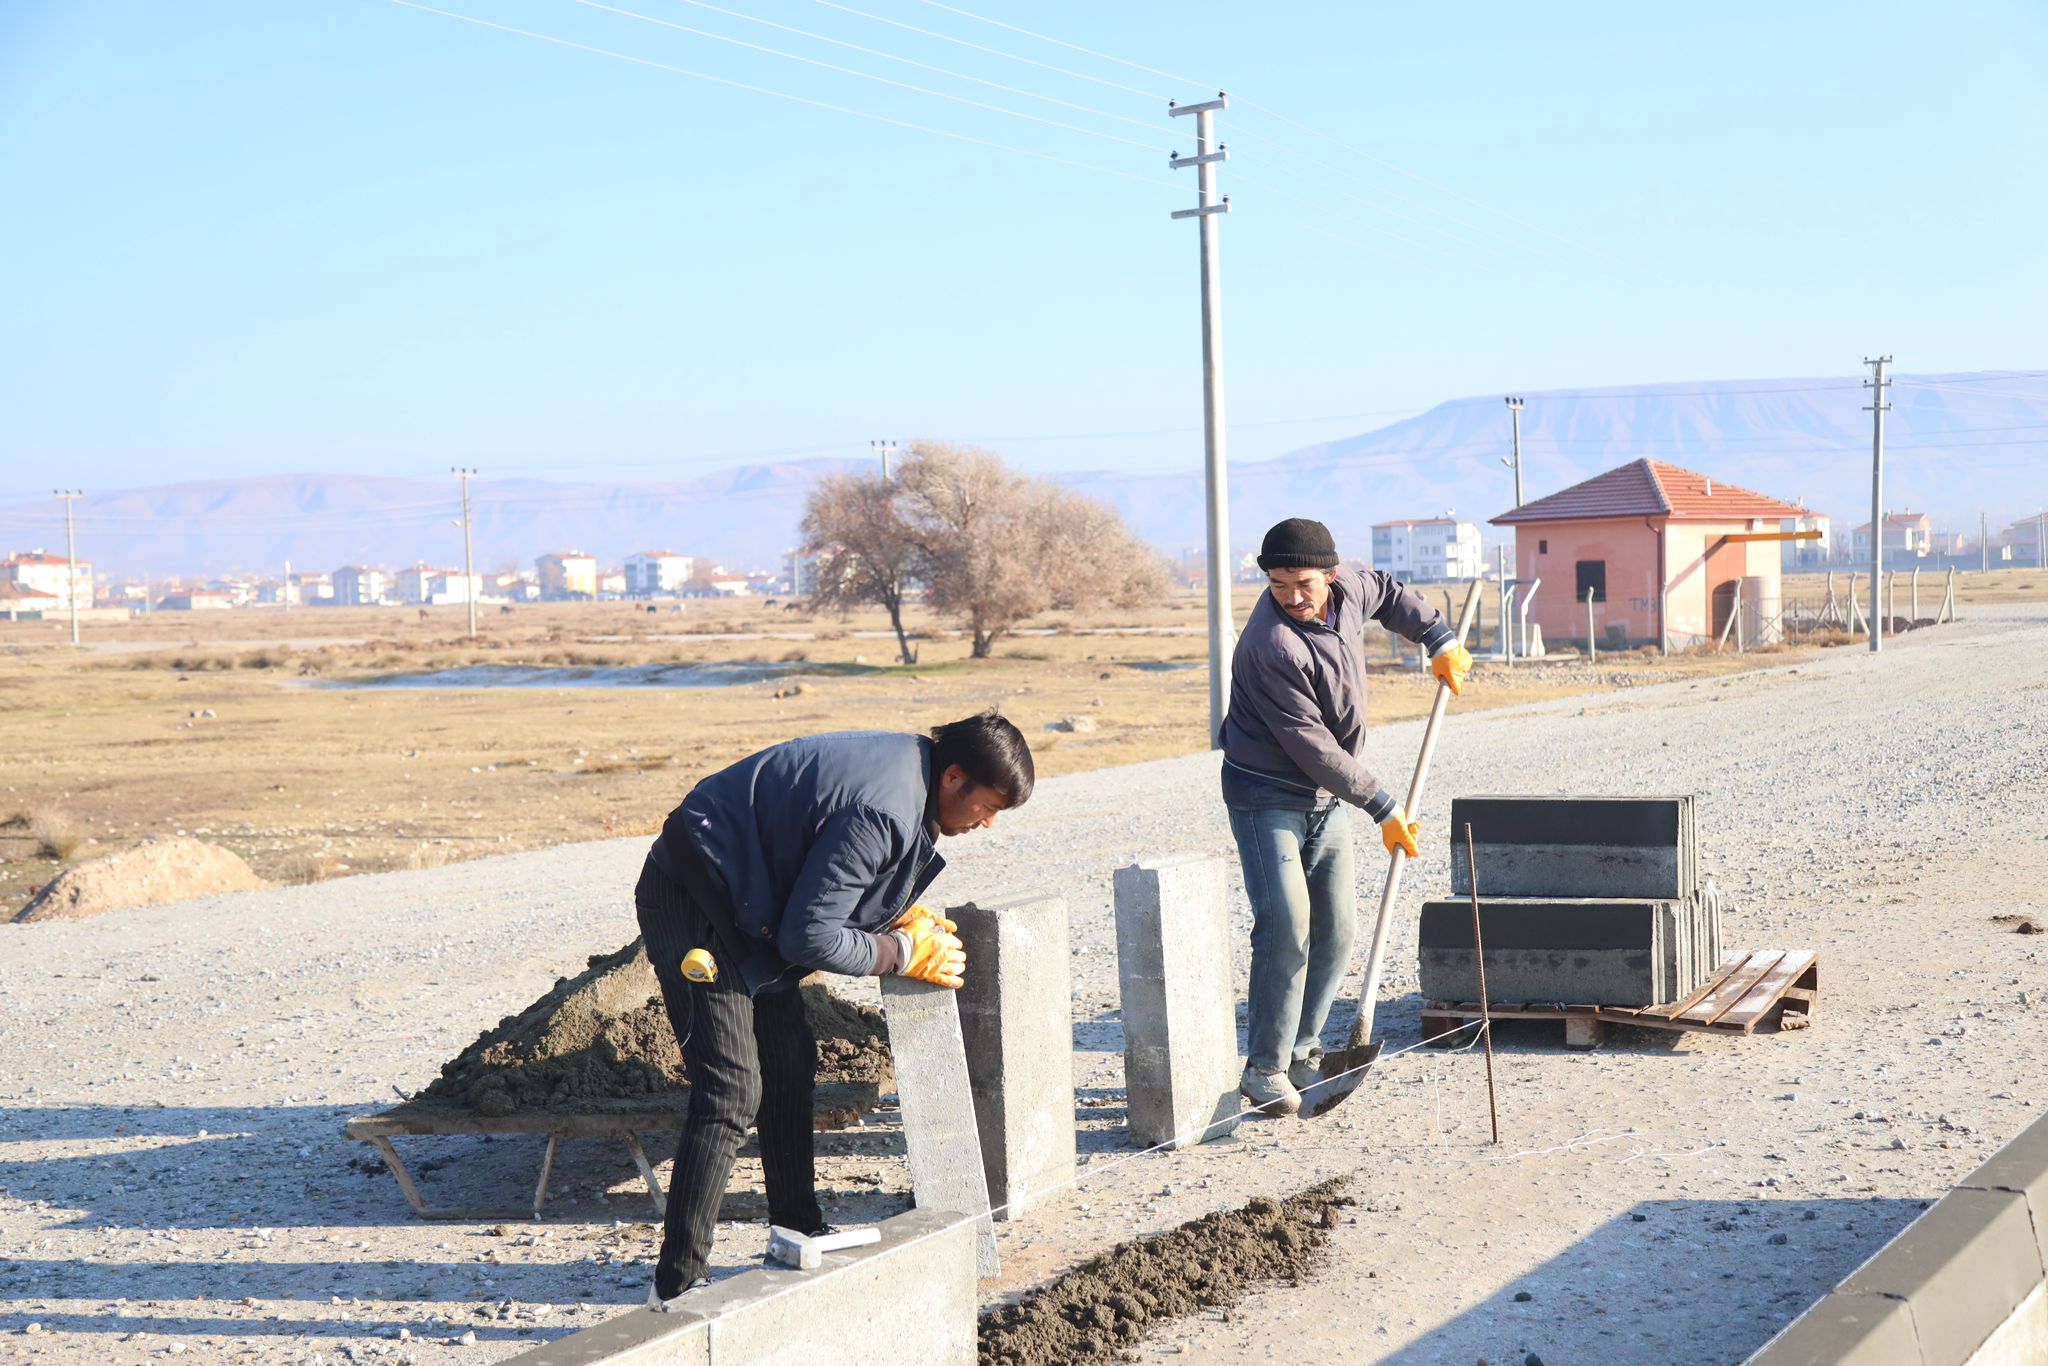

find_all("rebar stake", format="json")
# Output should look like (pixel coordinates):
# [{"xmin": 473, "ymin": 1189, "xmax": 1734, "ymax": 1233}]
[{"xmin": 1464, "ymin": 822, "xmax": 1500, "ymax": 1145}]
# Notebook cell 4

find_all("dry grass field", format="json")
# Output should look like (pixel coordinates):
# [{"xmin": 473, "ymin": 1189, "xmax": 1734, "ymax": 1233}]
[{"xmin": 7, "ymin": 570, "xmax": 2040, "ymax": 915}]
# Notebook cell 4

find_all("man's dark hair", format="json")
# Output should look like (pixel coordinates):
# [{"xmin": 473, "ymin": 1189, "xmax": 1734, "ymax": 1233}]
[{"xmin": 930, "ymin": 709, "xmax": 1034, "ymax": 808}]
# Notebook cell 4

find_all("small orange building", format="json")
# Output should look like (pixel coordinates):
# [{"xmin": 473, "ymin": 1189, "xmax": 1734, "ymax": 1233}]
[{"xmin": 1491, "ymin": 459, "xmax": 1809, "ymax": 650}]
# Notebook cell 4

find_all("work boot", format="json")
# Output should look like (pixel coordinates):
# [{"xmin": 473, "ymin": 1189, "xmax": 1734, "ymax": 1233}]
[
  {"xmin": 1286, "ymin": 1049, "xmax": 1325, "ymax": 1093},
  {"xmin": 1238, "ymin": 1066, "xmax": 1301, "ymax": 1117},
  {"xmin": 646, "ymin": 1277, "xmax": 711, "ymax": 1312}
]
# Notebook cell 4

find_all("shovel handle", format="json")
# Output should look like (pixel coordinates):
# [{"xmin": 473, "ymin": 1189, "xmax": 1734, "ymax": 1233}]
[{"xmin": 1347, "ymin": 581, "xmax": 1484, "ymax": 1048}]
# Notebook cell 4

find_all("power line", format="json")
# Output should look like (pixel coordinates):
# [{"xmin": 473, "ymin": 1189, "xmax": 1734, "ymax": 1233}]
[
  {"xmin": 1231, "ymin": 97, "xmax": 1628, "ymax": 270},
  {"xmin": 660, "ymin": 0, "xmax": 1167, "ymax": 139},
  {"xmin": 911, "ymin": 0, "xmax": 1199, "ymax": 94},
  {"xmin": 386, "ymin": 0, "xmax": 1177, "ymax": 189},
  {"xmin": 806, "ymin": 0, "xmax": 1158, "ymax": 100},
  {"xmin": 901, "ymin": 0, "xmax": 1619, "ymax": 276},
  {"xmin": 566, "ymin": 0, "xmax": 1165, "ymax": 151}
]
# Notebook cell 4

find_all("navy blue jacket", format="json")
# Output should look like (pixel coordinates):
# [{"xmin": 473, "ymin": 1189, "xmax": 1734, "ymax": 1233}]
[{"xmin": 655, "ymin": 731, "xmax": 946, "ymax": 994}]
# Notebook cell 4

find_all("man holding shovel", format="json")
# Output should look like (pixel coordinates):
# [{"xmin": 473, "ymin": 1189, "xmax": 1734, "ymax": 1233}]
[
  {"xmin": 634, "ymin": 710, "xmax": 1033, "ymax": 1306},
  {"xmin": 1220, "ymin": 518, "xmax": 1472, "ymax": 1116}
]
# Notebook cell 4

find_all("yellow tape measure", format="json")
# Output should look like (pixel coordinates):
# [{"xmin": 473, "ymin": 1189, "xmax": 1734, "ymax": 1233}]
[{"xmin": 681, "ymin": 947, "xmax": 718, "ymax": 984}]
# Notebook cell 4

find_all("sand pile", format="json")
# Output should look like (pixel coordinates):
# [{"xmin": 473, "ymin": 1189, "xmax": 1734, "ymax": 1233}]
[
  {"xmin": 14, "ymin": 835, "xmax": 269, "ymax": 923},
  {"xmin": 421, "ymin": 938, "xmax": 893, "ymax": 1116},
  {"xmin": 978, "ymin": 1179, "xmax": 1354, "ymax": 1364}
]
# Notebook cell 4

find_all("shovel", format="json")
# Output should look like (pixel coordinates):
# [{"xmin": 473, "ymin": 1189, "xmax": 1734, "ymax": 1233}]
[{"xmin": 1301, "ymin": 580, "xmax": 1484, "ymax": 1119}]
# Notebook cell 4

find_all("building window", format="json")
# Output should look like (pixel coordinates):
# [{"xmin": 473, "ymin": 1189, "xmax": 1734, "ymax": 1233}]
[
  {"xmin": 1538, "ymin": 539, "xmax": 1548, "ymax": 555},
  {"xmin": 1576, "ymin": 559, "xmax": 1607, "ymax": 603}
]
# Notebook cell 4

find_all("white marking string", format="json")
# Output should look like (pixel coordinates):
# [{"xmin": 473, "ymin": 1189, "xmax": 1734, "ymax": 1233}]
[
  {"xmin": 1482, "ymin": 1126, "xmax": 1723, "ymax": 1165},
  {"xmin": 647, "ymin": 1015, "xmax": 1485, "ymax": 1317}
]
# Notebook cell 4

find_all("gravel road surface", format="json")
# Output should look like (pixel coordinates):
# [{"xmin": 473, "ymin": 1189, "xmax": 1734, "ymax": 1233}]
[{"xmin": 3, "ymin": 603, "xmax": 2044, "ymax": 1365}]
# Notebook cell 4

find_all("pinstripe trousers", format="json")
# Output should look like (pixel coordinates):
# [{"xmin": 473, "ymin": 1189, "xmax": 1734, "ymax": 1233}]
[{"xmin": 634, "ymin": 854, "xmax": 821, "ymax": 1297}]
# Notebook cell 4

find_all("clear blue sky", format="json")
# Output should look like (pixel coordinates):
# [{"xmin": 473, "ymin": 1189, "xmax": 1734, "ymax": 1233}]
[{"xmin": 3, "ymin": 0, "xmax": 2043, "ymax": 503}]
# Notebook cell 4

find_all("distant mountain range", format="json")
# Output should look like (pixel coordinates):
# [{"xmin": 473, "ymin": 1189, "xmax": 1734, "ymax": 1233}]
[{"xmin": 6, "ymin": 373, "xmax": 2042, "ymax": 578}]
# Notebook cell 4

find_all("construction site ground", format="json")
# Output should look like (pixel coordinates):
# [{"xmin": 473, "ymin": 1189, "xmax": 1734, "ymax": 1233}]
[{"xmin": 3, "ymin": 600, "xmax": 2045, "ymax": 1365}]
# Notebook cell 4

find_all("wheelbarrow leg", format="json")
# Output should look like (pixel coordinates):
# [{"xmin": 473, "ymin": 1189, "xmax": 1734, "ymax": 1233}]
[
  {"xmin": 531, "ymin": 1133, "xmax": 559, "ymax": 1217},
  {"xmin": 622, "ymin": 1131, "xmax": 666, "ymax": 1218}
]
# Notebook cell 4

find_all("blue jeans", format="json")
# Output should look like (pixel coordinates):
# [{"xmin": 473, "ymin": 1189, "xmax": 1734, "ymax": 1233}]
[{"xmin": 1228, "ymin": 802, "xmax": 1358, "ymax": 1075}]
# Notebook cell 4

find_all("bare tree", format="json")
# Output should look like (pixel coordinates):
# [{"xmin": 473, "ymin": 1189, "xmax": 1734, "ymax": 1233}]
[
  {"xmin": 899, "ymin": 441, "xmax": 1167, "ymax": 658},
  {"xmin": 799, "ymin": 469, "xmax": 921, "ymax": 665}
]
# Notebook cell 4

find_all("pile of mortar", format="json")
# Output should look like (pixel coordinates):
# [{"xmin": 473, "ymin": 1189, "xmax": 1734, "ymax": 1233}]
[{"xmin": 420, "ymin": 938, "xmax": 893, "ymax": 1117}]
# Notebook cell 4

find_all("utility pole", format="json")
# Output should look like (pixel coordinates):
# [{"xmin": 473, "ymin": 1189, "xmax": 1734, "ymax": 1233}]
[
  {"xmin": 1170, "ymin": 92, "xmax": 1232, "ymax": 745},
  {"xmin": 284, "ymin": 559, "xmax": 292, "ymax": 614},
  {"xmin": 54, "ymin": 489, "xmax": 82, "ymax": 645},
  {"xmin": 1981, "ymin": 511, "xmax": 1989, "ymax": 575},
  {"xmin": 1502, "ymin": 397, "xmax": 1525, "ymax": 508},
  {"xmin": 452, "ymin": 467, "xmax": 478, "ymax": 639},
  {"xmin": 1862, "ymin": 357, "xmax": 1890, "ymax": 654},
  {"xmin": 870, "ymin": 439, "xmax": 899, "ymax": 481}
]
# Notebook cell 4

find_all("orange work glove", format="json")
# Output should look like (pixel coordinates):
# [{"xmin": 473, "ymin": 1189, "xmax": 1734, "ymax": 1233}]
[
  {"xmin": 1379, "ymin": 806, "xmax": 1421, "ymax": 858},
  {"xmin": 1429, "ymin": 643, "xmax": 1473, "ymax": 697},
  {"xmin": 900, "ymin": 918, "xmax": 967, "ymax": 989},
  {"xmin": 891, "ymin": 902, "xmax": 957, "ymax": 935}
]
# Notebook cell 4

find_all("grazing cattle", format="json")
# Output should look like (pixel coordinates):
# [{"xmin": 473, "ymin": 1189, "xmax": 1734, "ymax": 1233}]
[
  {"xmin": 646, "ymin": 604, "xmax": 658, "ymax": 614},
  {"xmin": 417, "ymin": 608, "xmax": 429, "ymax": 622},
  {"xmin": 500, "ymin": 604, "xmax": 515, "ymax": 616}
]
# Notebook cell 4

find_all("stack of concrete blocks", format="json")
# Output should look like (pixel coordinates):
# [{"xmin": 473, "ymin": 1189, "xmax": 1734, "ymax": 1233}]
[
  {"xmin": 1748, "ymin": 1108, "xmax": 2048, "ymax": 1365},
  {"xmin": 500, "ymin": 1208, "xmax": 978, "ymax": 1365},
  {"xmin": 952, "ymin": 892, "xmax": 1077, "ymax": 1222},
  {"xmin": 878, "ymin": 977, "xmax": 1000, "ymax": 1277},
  {"xmin": 1418, "ymin": 796, "xmax": 1725, "ymax": 1007},
  {"xmin": 1112, "ymin": 856, "xmax": 1241, "ymax": 1149}
]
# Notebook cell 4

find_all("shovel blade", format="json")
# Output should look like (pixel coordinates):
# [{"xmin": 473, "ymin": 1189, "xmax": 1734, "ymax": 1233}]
[{"xmin": 1299, "ymin": 1039, "xmax": 1383, "ymax": 1118}]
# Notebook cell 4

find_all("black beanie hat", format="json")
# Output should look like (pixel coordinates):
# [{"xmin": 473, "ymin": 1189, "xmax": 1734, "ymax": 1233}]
[{"xmin": 1256, "ymin": 517, "xmax": 1340, "ymax": 571}]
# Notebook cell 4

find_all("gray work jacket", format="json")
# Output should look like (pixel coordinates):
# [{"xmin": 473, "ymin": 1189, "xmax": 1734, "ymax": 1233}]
[{"xmin": 1219, "ymin": 565, "xmax": 1451, "ymax": 817}]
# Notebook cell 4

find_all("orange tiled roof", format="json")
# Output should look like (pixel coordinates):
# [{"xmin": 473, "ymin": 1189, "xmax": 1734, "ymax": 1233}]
[{"xmin": 1490, "ymin": 459, "xmax": 1807, "ymax": 525}]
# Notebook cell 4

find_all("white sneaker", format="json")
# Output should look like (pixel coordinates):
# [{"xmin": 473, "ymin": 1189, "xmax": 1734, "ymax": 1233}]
[
  {"xmin": 646, "ymin": 1277, "xmax": 710, "ymax": 1312},
  {"xmin": 1238, "ymin": 1066, "xmax": 1301, "ymax": 1117}
]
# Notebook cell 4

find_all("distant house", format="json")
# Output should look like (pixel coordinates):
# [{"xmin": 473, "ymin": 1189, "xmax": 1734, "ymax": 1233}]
[
  {"xmin": 1848, "ymin": 511, "xmax": 1932, "ymax": 563},
  {"xmin": 0, "ymin": 581, "xmax": 59, "ymax": 620},
  {"xmin": 1998, "ymin": 517, "xmax": 2046, "ymax": 568},
  {"xmin": 598, "ymin": 569, "xmax": 627, "ymax": 598},
  {"xmin": 394, "ymin": 566, "xmax": 480, "ymax": 605},
  {"xmin": 1369, "ymin": 518, "xmax": 1483, "ymax": 582},
  {"xmin": 1490, "ymin": 459, "xmax": 1808, "ymax": 650},
  {"xmin": 625, "ymin": 551, "xmax": 695, "ymax": 597},
  {"xmin": 1779, "ymin": 510, "xmax": 1832, "ymax": 570},
  {"xmin": 157, "ymin": 590, "xmax": 233, "ymax": 611},
  {"xmin": 784, "ymin": 548, "xmax": 825, "ymax": 598},
  {"xmin": 332, "ymin": 565, "xmax": 389, "ymax": 606},
  {"xmin": 2, "ymin": 549, "xmax": 92, "ymax": 611},
  {"xmin": 687, "ymin": 576, "xmax": 751, "ymax": 598},
  {"xmin": 536, "ymin": 551, "xmax": 597, "ymax": 600}
]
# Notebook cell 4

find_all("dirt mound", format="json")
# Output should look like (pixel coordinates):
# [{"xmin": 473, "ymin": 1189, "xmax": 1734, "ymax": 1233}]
[
  {"xmin": 421, "ymin": 939, "xmax": 893, "ymax": 1116},
  {"xmin": 978, "ymin": 1178, "xmax": 1354, "ymax": 1364},
  {"xmin": 14, "ymin": 835, "xmax": 269, "ymax": 922}
]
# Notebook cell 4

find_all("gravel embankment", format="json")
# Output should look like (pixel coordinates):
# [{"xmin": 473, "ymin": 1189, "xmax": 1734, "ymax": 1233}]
[{"xmin": 3, "ymin": 604, "xmax": 2044, "ymax": 1365}]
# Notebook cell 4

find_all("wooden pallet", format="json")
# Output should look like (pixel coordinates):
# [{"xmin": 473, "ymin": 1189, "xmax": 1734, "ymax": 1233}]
[
  {"xmin": 343, "ymin": 1083, "xmax": 884, "ymax": 1220},
  {"xmin": 1422, "ymin": 948, "xmax": 1817, "ymax": 1050}
]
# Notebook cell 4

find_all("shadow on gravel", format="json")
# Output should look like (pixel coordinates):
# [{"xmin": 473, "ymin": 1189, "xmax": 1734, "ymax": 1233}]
[
  {"xmin": 1374, "ymin": 1195, "xmax": 1929, "ymax": 1366},
  {"xmin": 0, "ymin": 1104, "xmax": 881, "ymax": 1233}
]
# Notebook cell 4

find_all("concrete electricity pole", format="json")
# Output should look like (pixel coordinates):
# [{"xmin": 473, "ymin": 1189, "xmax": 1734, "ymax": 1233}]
[
  {"xmin": 1981, "ymin": 511, "xmax": 1989, "ymax": 575},
  {"xmin": 54, "ymin": 489, "xmax": 82, "ymax": 645},
  {"xmin": 452, "ymin": 467, "xmax": 478, "ymax": 639},
  {"xmin": 1502, "ymin": 397, "xmax": 1526, "ymax": 508},
  {"xmin": 870, "ymin": 439, "xmax": 899, "ymax": 481},
  {"xmin": 1170, "ymin": 92, "xmax": 1233, "ymax": 745},
  {"xmin": 1862, "ymin": 357, "xmax": 1890, "ymax": 654}
]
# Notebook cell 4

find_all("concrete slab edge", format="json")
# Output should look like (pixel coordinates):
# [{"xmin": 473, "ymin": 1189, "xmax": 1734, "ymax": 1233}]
[
  {"xmin": 499, "ymin": 1208, "xmax": 975, "ymax": 1366},
  {"xmin": 1747, "ymin": 1108, "xmax": 2048, "ymax": 1365}
]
